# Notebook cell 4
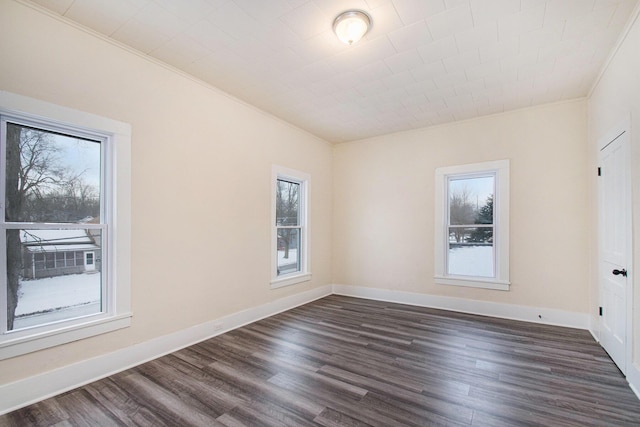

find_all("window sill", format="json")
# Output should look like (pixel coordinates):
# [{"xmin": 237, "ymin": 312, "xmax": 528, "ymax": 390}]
[
  {"xmin": 0, "ymin": 313, "xmax": 132, "ymax": 360},
  {"xmin": 271, "ymin": 272, "xmax": 312, "ymax": 289},
  {"xmin": 434, "ymin": 275, "xmax": 510, "ymax": 291}
]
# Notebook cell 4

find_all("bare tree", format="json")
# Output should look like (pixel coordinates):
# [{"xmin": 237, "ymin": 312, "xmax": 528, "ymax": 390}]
[
  {"xmin": 449, "ymin": 185, "xmax": 475, "ymax": 243},
  {"xmin": 5, "ymin": 124, "xmax": 22, "ymax": 331},
  {"xmin": 276, "ymin": 180, "xmax": 299, "ymax": 259},
  {"xmin": 24, "ymin": 179, "xmax": 99, "ymax": 222}
]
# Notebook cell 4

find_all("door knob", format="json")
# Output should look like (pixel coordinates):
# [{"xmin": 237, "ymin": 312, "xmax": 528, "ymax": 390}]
[{"xmin": 612, "ymin": 269, "xmax": 627, "ymax": 277}]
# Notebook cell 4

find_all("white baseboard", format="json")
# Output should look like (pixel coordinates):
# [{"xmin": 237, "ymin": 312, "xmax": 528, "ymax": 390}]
[
  {"xmin": 333, "ymin": 286, "xmax": 640, "ymax": 399},
  {"xmin": 332, "ymin": 284, "xmax": 590, "ymax": 330},
  {"xmin": 0, "ymin": 285, "xmax": 332, "ymax": 415},
  {"xmin": 0, "ymin": 283, "xmax": 626, "ymax": 415},
  {"xmin": 628, "ymin": 362, "xmax": 640, "ymax": 400},
  {"xmin": 589, "ymin": 314, "xmax": 601, "ymax": 343}
]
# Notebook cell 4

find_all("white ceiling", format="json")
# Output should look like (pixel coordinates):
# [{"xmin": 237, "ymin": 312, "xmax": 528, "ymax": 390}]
[{"xmin": 30, "ymin": 0, "xmax": 639, "ymax": 143}]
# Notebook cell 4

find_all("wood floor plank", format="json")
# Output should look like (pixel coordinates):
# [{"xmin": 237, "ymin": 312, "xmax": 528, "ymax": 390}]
[
  {"xmin": 83, "ymin": 378, "xmax": 170, "ymax": 427},
  {"xmin": 115, "ymin": 373, "xmax": 223, "ymax": 426},
  {"xmin": 313, "ymin": 408, "xmax": 373, "ymax": 427},
  {"xmin": 2, "ymin": 295, "xmax": 640, "ymax": 426},
  {"xmin": 205, "ymin": 360, "xmax": 326, "ymax": 419}
]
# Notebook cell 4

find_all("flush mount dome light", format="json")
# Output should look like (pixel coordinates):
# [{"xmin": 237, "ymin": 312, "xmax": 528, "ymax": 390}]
[{"xmin": 333, "ymin": 10, "xmax": 371, "ymax": 45}]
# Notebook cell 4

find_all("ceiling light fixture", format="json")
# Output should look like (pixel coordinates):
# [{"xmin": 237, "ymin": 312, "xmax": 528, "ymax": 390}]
[{"xmin": 333, "ymin": 10, "xmax": 371, "ymax": 45}]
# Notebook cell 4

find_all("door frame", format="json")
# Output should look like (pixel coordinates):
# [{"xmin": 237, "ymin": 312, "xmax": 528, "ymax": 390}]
[{"xmin": 597, "ymin": 117, "xmax": 633, "ymax": 375}]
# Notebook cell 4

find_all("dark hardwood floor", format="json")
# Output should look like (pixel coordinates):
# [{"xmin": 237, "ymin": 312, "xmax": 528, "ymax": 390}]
[{"xmin": 2, "ymin": 295, "xmax": 640, "ymax": 426}]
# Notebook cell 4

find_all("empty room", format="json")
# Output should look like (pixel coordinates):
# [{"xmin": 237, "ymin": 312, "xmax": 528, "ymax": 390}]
[{"xmin": 1, "ymin": 0, "xmax": 640, "ymax": 425}]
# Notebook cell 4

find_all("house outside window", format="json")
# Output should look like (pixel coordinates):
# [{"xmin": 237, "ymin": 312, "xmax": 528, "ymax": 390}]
[
  {"xmin": 434, "ymin": 160, "xmax": 510, "ymax": 291},
  {"xmin": 0, "ymin": 92, "xmax": 131, "ymax": 359},
  {"xmin": 271, "ymin": 165, "xmax": 311, "ymax": 289}
]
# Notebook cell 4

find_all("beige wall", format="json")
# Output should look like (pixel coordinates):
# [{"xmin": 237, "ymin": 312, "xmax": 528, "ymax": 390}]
[
  {"xmin": 333, "ymin": 100, "xmax": 589, "ymax": 312},
  {"xmin": 0, "ymin": 0, "xmax": 612, "ymax": 392},
  {"xmin": 588, "ymin": 11, "xmax": 640, "ymax": 364},
  {"xmin": 0, "ymin": 1, "xmax": 332, "ymax": 383}
]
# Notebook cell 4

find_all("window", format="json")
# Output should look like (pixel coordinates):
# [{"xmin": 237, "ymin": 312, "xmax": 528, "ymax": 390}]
[
  {"xmin": 434, "ymin": 160, "xmax": 510, "ymax": 290},
  {"xmin": 0, "ymin": 91, "xmax": 131, "ymax": 359},
  {"xmin": 271, "ymin": 165, "xmax": 311, "ymax": 288}
]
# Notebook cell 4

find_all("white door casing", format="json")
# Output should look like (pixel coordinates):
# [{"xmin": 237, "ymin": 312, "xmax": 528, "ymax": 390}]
[{"xmin": 598, "ymin": 124, "xmax": 632, "ymax": 375}]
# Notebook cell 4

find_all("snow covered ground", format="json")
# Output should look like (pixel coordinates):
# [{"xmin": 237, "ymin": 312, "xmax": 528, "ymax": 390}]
[
  {"xmin": 13, "ymin": 273, "xmax": 101, "ymax": 330},
  {"xmin": 448, "ymin": 245, "xmax": 494, "ymax": 277},
  {"xmin": 278, "ymin": 248, "xmax": 297, "ymax": 263},
  {"xmin": 277, "ymin": 249, "xmax": 299, "ymax": 273}
]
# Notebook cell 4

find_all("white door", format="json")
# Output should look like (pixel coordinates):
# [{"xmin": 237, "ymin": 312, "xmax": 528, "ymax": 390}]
[
  {"xmin": 598, "ymin": 129, "xmax": 631, "ymax": 374},
  {"xmin": 84, "ymin": 251, "xmax": 96, "ymax": 271}
]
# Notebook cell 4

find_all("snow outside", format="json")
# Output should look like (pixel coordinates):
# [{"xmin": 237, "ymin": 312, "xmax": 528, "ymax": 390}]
[{"xmin": 14, "ymin": 273, "xmax": 101, "ymax": 330}]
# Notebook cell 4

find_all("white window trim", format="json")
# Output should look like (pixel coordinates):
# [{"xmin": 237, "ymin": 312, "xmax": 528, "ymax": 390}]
[
  {"xmin": 271, "ymin": 165, "xmax": 311, "ymax": 289},
  {"xmin": 434, "ymin": 159, "xmax": 510, "ymax": 291},
  {"xmin": 0, "ymin": 91, "xmax": 131, "ymax": 360}
]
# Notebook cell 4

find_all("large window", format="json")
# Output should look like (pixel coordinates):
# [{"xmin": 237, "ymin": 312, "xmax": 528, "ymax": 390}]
[
  {"xmin": 435, "ymin": 160, "xmax": 509, "ymax": 290},
  {"xmin": 271, "ymin": 165, "xmax": 311, "ymax": 288},
  {"xmin": 0, "ymin": 92, "xmax": 131, "ymax": 359}
]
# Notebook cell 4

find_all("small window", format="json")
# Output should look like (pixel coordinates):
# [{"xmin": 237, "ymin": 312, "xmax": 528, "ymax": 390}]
[
  {"xmin": 276, "ymin": 179, "xmax": 302, "ymax": 276},
  {"xmin": 435, "ymin": 160, "xmax": 510, "ymax": 290},
  {"xmin": 0, "ymin": 91, "xmax": 131, "ymax": 360},
  {"xmin": 271, "ymin": 165, "xmax": 311, "ymax": 288}
]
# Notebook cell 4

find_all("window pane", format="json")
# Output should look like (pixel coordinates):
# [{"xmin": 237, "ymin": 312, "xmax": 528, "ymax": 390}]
[
  {"xmin": 276, "ymin": 179, "xmax": 300, "ymax": 226},
  {"xmin": 4, "ymin": 123, "xmax": 101, "ymax": 224},
  {"xmin": 65, "ymin": 251, "xmax": 75, "ymax": 267},
  {"xmin": 449, "ymin": 176, "xmax": 494, "ymax": 225},
  {"xmin": 448, "ymin": 227, "xmax": 494, "ymax": 277},
  {"xmin": 6, "ymin": 229, "xmax": 102, "ymax": 331},
  {"xmin": 45, "ymin": 253, "xmax": 55, "ymax": 269},
  {"xmin": 277, "ymin": 228, "xmax": 301, "ymax": 276}
]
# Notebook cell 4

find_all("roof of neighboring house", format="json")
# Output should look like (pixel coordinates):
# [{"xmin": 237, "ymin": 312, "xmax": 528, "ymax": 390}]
[{"xmin": 21, "ymin": 229, "xmax": 99, "ymax": 253}]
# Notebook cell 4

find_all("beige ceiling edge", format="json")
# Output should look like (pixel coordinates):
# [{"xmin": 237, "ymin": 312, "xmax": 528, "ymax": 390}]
[
  {"xmin": 334, "ymin": 97, "xmax": 588, "ymax": 148},
  {"xmin": 14, "ymin": 0, "xmax": 333, "ymax": 147},
  {"xmin": 587, "ymin": 0, "xmax": 640, "ymax": 98}
]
